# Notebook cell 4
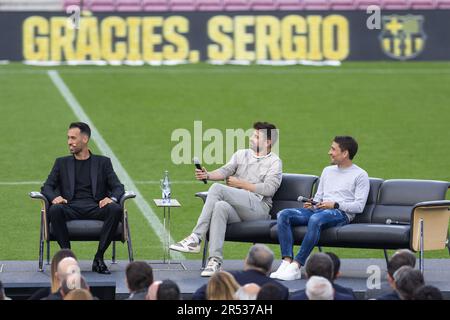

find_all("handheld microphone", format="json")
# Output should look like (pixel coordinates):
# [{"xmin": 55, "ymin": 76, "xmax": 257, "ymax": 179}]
[
  {"xmin": 385, "ymin": 219, "xmax": 409, "ymax": 225},
  {"xmin": 297, "ymin": 196, "xmax": 318, "ymax": 205},
  {"xmin": 193, "ymin": 157, "xmax": 207, "ymax": 184}
]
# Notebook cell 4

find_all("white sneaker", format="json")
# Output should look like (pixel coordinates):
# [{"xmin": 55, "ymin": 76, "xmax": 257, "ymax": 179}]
[
  {"xmin": 201, "ymin": 257, "xmax": 222, "ymax": 277},
  {"xmin": 169, "ymin": 234, "xmax": 201, "ymax": 253},
  {"xmin": 273, "ymin": 262, "xmax": 302, "ymax": 281},
  {"xmin": 270, "ymin": 260, "xmax": 291, "ymax": 279}
]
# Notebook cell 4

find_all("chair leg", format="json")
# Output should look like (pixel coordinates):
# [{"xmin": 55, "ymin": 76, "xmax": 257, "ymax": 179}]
[
  {"xmin": 46, "ymin": 241, "xmax": 50, "ymax": 265},
  {"xmin": 383, "ymin": 249, "xmax": 389, "ymax": 267},
  {"xmin": 126, "ymin": 217, "xmax": 134, "ymax": 262},
  {"xmin": 318, "ymin": 246, "xmax": 323, "ymax": 253},
  {"xmin": 419, "ymin": 218, "xmax": 424, "ymax": 274},
  {"xmin": 201, "ymin": 238, "xmax": 209, "ymax": 270},
  {"xmin": 111, "ymin": 241, "xmax": 116, "ymax": 264}
]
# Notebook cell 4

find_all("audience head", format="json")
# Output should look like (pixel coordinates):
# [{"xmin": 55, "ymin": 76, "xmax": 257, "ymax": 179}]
[
  {"xmin": 126, "ymin": 261, "xmax": 154, "ymax": 293},
  {"xmin": 157, "ymin": 280, "xmax": 181, "ymax": 300},
  {"xmin": 64, "ymin": 289, "xmax": 93, "ymax": 300},
  {"xmin": 146, "ymin": 281, "xmax": 162, "ymax": 300},
  {"xmin": 413, "ymin": 285, "xmax": 443, "ymax": 300},
  {"xmin": 51, "ymin": 249, "xmax": 77, "ymax": 293},
  {"xmin": 387, "ymin": 250, "xmax": 416, "ymax": 284},
  {"xmin": 56, "ymin": 257, "xmax": 79, "ymax": 285},
  {"xmin": 206, "ymin": 271, "xmax": 240, "ymax": 300},
  {"xmin": 325, "ymin": 252, "xmax": 341, "ymax": 280},
  {"xmin": 393, "ymin": 266, "xmax": 425, "ymax": 300},
  {"xmin": 235, "ymin": 283, "xmax": 260, "ymax": 300},
  {"xmin": 61, "ymin": 273, "xmax": 89, "ymax": 297},
  {"xmin": 305, "ymin": 276, "xmax": 334, "ymax": 300},
  {"xmin": 305, "ymin": 253, "xmax": 334, "ymax": 281},
  {"xmin": 256, "ymin": 282, "xmax": 287, "ymax": 300},
  {"xmin": 244, "ymin": 244, "xmax": 274, "ymax": 275}
]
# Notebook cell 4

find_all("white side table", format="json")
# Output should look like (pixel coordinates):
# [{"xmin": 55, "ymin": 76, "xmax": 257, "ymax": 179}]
[{"xmin": 153, "ymin": 199, "xmax": 186, "ymax": 270}]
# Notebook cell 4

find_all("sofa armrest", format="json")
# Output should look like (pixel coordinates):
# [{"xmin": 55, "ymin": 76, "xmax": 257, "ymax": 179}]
[
  {"xmin": 29, "ymin": 191, "xmax": 49, "ymax": 209},
  {"xmin": 120, "ymin": 191, "xmax": 136, "ymax": 208},
  {"xmin": 413, "ymin": 200, "xmax": 450, "ymax": 209},
  {"xmin": 195, "ymin": 192, "xmax": 208, "ymax": 203}
]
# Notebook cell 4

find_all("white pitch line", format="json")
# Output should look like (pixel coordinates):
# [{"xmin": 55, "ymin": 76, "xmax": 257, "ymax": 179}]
[{"xmin": 47, "ymin": 70, "xmax": 184, "ymax": 260}]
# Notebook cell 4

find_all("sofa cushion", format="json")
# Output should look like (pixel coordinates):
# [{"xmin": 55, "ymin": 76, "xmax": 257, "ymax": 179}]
[
  {"xmin": 336, "ymin": 224, "xmax": 410, "ymax": 249},
  {"xmin": 352, "ymin": 178, "xmax": 384, "ymax": 224},
  {"xmin": 49, "ymin": 220, "xmax": 123, "ymax": 241},
  {"xmin": 225, "ymin": 220, "xmax": 278, "ymax": 243}
]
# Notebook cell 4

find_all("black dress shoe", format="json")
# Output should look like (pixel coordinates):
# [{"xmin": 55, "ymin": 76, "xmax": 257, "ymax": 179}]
[{"xmin": 92, "ymin": 258, "xmax": 111, "ymax": 274}]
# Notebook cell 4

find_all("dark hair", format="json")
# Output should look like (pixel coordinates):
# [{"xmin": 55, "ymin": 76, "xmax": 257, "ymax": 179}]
[
  {"xmin": 413, "ymin": 285, "xmax": 443, "ymax": 300},
  {"xmin": 305, "ymin": 253, "xmax": 334, "ymax": 282},
  {"xmin": 333, "ymin": 136, "xmax": 358, "ymax": 160},
  {"xmin": 246, "ymin": 244, "xmax": 274, "ymax": 274},
  {"xmin": 69, "ymin": 122, "xmax": 91, "ymax": 139},
  {"xmin": 256, "ymin": 282, "xmax": 287, "ymax": 300},
  {"xmin": 394, "ymin": 266, "xmax": 425, "ymax": 300},
  {"xmin": 387, "ymin": 250, "xmax": 416, "ymax": 277},
  {"xmin": 126, "ymin": 261, "xmax": 154, "ymax": 292},
  {"xmin": 325, "ymin": 252, "xmax": 340, "ymax": 280},
  {"xmin": 157, "ymin": 280, "xmax": 181, "ymax": 300},
  {"xmin": 253, "ymin": 122, "xmax": 278, "ymax": 145}
]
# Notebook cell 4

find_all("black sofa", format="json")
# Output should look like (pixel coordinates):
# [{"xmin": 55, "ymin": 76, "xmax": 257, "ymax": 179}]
[{"xmin": 196, "ymin": 174, "xmax": 450, "ymax": 271}]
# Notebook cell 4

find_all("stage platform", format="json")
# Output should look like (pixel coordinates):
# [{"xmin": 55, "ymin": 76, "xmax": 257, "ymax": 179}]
[{"xmin": 1, "ymin": 259, "xmax": 449, "ymax": 300}]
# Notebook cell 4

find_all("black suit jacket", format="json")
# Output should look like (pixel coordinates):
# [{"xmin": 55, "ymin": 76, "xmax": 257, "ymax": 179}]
[
  {"xmin": 192, "ymin": 269, "xmax": 289, "ymax": 300},
  {"xmin": 289, "ymin": 287, "xmax": 355, "ymax": 300},
  {"xmin": 41, "ymin": 153, "xmax": 124, "ymax": 203}
]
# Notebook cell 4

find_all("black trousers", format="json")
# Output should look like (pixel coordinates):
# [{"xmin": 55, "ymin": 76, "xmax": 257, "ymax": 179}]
[{"xmin": 48, "ymin": 200, "xmax": 122, "ymax": 259}]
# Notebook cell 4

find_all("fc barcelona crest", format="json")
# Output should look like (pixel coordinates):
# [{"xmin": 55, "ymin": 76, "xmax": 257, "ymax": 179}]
[{"xmin": 379, "ymin": 15, "xmax": 426, "ymax": 60}]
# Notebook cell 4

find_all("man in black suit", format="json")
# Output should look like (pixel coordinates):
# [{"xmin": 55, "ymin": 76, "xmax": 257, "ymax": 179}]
[
  {"xmin": 42, "ymin": 122, "xmax": 124, "ymax": 274},
  {"xmin": 192, "ymin": 244, "xmax": 288, "ymax": 300}
]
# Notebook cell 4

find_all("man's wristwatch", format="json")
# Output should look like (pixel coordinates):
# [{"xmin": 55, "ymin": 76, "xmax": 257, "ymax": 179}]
[{"xmin": 334, "ymin": 202, "xmax": 340, "ymax": 209}]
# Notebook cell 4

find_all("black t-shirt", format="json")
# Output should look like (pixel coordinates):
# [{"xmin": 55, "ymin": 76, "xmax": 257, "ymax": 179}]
[{"xmin": 73, "ymin": 157, "xmax": 94, "ymax": 202}]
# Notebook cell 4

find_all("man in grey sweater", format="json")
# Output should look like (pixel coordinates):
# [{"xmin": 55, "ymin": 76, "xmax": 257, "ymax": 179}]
[
  {"xmin": 170, "ymin": 122, "xmax": 282, "ymax": 277},
  {"xmin": 270, "ymin": 136, "xmax": 370, "ymax": 281}
]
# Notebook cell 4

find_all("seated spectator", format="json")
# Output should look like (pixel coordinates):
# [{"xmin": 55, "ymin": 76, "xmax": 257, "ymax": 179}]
[
  {"xmin": 376, "ymin": 250, "xmax": 417, "ymax": 300},
  {"xmin": 192, "ymin": 244, "xmax": 288, "ymax": 300},
  {"xmin": 126, "ymin": 261, "xmax": 154, "ymax": 300},
  {"xmin": 0, "ymin": 281, "xmax": 11, "ymax": 300},
  {"xmin": 44, "ymin": 257, "xmax": 80, "ymax": 300},
  {"xmin": 157, "ymin": 280, "xmax": 181, "ymax": 300},
  {"xmin": 235, "ymin": 283, "xmax": 260, "ymax": 300},
  {"xmin": 306, "ymin": 276, "xmax": 334, "ymax": 300},
  {"xmin": 393, "ymin": 266, "xmax": 425, "ymax": 300},
  {"xmin": 325, "ymin": 252, "xmax": 356, "ymax": 299},
  {"xmin": 413, "ymin": 285, "xmax": 443, "ymax": 300},
  {"xmin": 206, "ymin": 271, "xmax": 240, "ymax": 300},
  {"xmin": 290, "ymin": 253, "xmax": 354, "ymax": 300},
  {"xmin": 256, "ymin": 282, "xmax": 287, "ymax": 300},
  {"xmin": 64, "ymin": 289, "xmax": 93, "ymax": 300},
  {"xmin": 28, "ymin": 249, "xmax": 77, "ymax": 300},
  {"xmin": 146, "ymin": 281, "xmax": 162, "ymax": 300}
]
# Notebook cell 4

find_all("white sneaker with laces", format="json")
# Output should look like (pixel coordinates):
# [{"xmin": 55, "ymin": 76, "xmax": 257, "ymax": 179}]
[
  {"xmin": 169, "ymin": 233, "xmax": 201, "ymax": 253},
  {"xmin": 273, "ymin": 262, "xmax": 302, "ymax": 281},
  {"xmin": 200, "ymin": 257, "xmax": 222, "ymax": 277},
  {"xmin": 270, "ymin": 260, "xmax": 291, "ymax": 279}
]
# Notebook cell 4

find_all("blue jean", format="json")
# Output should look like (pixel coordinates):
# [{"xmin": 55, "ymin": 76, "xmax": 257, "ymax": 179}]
[{"xmin": 276, "ymin": 207, "xmax": 348, "ymax": 266}]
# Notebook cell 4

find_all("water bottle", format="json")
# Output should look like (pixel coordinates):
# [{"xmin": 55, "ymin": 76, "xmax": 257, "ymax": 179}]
[{"xmin": 160, "ymin": 170, "xmax": 171, "ymax": 204}]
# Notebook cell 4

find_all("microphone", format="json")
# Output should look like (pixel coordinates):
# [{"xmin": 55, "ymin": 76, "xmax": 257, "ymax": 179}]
[
  {"xmin": 385, "ymin": 219, "xmax": 409, "ymax": 225},
  {"xmin": 297, "ymin": 196, "xmax": 318, "ymax": 205},
  {"xmin": 193, "ymin": 157, "xmax": 207, "ymax": 184}
]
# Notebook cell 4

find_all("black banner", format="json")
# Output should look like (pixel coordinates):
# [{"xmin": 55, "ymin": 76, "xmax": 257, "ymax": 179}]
[{"xmin": 1, "ymin": 10, "xmax": 450, "ymax": 62}]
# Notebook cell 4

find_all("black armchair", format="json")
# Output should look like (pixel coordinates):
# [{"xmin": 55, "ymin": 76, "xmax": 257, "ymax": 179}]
[{"xmin": 30, "ymin": 191, "xmax": 136, "ymax": 271}]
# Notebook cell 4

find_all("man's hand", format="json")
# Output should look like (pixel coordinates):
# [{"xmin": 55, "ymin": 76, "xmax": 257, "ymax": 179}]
[
  {"xmin": 195, "ymin": 167, "xmax": 208, "ymax": 181},
  {"xmin": 316, "ymin": 201, "xmax": 336, "ymax": 210},
  {"xmin": 52, "ymin": 196, "xmax": 67, "ymax": 205},
  {"xmin": 303, "ymin": 201, "xmax": 313, "ymax": 209},
  {"xmin": 226, "ymin": 176, "xmax": 242, "ymax": 188},
  {"xmin": 99, "ymin": 197, "xmax": 113, "ymax": 208}
]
